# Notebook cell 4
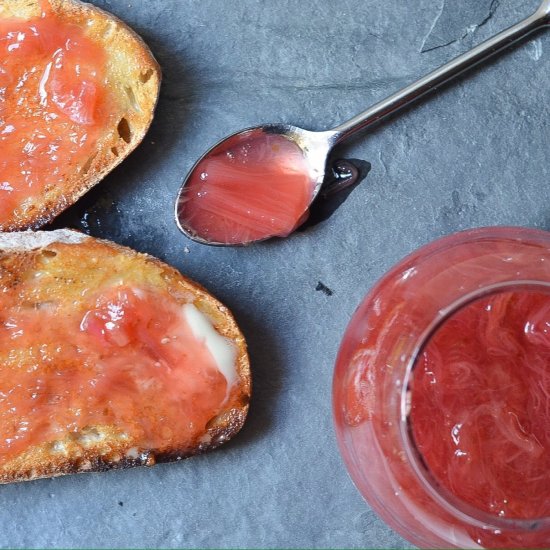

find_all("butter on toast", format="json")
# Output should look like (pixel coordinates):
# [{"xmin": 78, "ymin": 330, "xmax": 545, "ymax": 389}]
[
  {"xmin": 0, "ymin": 230, "xmax": 250, "ymax": 483},
  {"xmin": 0, "ymin": 0, "xmax": 161, "ymax": 231}
]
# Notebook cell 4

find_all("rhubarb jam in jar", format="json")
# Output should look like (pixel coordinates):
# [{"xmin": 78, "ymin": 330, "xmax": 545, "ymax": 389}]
[{"xmin": 333, "ymin": 227, "xmax": 550, "ymax": 549}]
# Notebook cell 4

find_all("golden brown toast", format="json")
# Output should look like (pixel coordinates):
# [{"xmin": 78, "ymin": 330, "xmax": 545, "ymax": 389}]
[
  {"xmin": 0, "ymin": 0, "xmax": 161, "ymax": 231},
  {"xmin": 0, "ymin": 230, "xmax": 250, "ymax": 483}
]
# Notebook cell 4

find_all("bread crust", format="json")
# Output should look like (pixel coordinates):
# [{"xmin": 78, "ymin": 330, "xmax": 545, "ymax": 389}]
[
  {"xmin": 0, "ymin": 230, "xmax": 251, "ymax": 483},
  {"xmin": 0, "ymin": 0, "xmax": 161, "ymax": 231}
]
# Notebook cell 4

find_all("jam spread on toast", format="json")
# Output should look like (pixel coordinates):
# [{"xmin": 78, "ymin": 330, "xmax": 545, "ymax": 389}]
[
  {"xmin": 0, "ymin": 284, "xmax": 233, "ymax": 463},
  {"xmin": 177, "ymin": 131, "xmax": 315, "ymax": 245},
  {"xmin": 0, "ymin": 2, "xmax": 116, "ymax": 225}
]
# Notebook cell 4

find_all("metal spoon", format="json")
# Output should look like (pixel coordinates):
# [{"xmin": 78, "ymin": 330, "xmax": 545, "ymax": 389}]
[{"xmin": 176, "ymin": 1, "xmax": 550, "ymax": 246}]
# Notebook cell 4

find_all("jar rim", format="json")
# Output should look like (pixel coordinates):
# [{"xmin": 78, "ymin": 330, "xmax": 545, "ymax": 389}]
[{"xmin": 400, "ymin": 279, "xmax": 550, "ymax": 532}]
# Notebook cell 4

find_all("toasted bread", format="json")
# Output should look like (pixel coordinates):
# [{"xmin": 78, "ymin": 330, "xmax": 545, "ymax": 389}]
[
  {"xmin": 0, "ymin": 0, "xmax": 161, "ymax": 231},
  {"xmin": 0, "ymin": 230, "xmax": 250, "ymax": 484}
]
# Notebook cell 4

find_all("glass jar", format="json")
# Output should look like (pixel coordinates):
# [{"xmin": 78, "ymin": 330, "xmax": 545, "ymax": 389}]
[{"xmin": 333, "ymin": 227, "xmax": 550, "ymax": 549}]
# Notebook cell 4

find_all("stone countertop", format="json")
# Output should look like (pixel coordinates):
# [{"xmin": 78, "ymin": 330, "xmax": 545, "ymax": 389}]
[{"xmin": 2, "ymin": 0, "xmax": 549, "ymax": 547}]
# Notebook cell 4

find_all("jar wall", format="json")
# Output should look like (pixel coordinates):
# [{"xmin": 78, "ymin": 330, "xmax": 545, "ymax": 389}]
[{"xmin": 333, "ymin": 227, "xmax": 550, "ymax": 549}]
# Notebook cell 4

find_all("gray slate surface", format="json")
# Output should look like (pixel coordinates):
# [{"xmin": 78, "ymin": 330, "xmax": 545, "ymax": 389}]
[{"xmin": 2, "ymin": 0, "xmax": 550, "ymax": 547}]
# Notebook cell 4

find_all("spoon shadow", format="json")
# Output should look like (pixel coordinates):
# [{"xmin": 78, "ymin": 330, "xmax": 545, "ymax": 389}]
[{"xmin": 299, "ymin": 158, "xmax": 372, "ymax": 230}]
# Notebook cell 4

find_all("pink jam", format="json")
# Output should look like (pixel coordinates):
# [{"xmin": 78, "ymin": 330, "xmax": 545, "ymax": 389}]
[
  {"xmin": 177, "ymin": 130, "xmax": 316, "ymax": 245},
  {"xmin": 411, "ymin": 290, "xmax": 550, "ymax": 520},
  {"xmin": 0, "ymin": 286, "xmax": 228, "ymax": 462}
]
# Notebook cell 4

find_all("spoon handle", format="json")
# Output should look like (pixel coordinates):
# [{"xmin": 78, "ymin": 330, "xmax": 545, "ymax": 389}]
[{"xmin": 332, "ymin": 1, "xmax": 550, "ymax": 143}]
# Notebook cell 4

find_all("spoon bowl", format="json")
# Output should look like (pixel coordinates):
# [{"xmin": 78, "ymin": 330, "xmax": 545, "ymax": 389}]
[{"xmin": 175, "ymin": 125, "xmax": 337, "ymax": 246}]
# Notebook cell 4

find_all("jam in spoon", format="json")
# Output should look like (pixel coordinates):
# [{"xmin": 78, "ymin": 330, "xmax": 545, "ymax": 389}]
[{"xmin": 176, "ymin": 1, "xmax": 550, "ymax": 246}]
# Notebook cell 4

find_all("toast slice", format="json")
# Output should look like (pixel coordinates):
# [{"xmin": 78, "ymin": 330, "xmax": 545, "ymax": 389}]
[
  {"xmin": 0, "ymin": 230, "xmax": 250, "ymax": 483},
  {"xmin": 0, "ymin": 0, "xmax": 161, "ymax": 231}
]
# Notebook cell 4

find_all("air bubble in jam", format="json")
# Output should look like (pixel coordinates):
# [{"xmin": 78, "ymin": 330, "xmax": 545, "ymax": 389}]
[
  {"xmin": 0, "ymin": 2, "xmax": 118, "ymax": 227},
  {"xmin": 410, "ymin": 290, "xmax": 550, "ymax": 520},
  {"xmin": 177, "ymin": 130, "xmax": 316, "ymax": 245},
  {"xmin": 0, "ymin": 286, "xmax": 232, "ymax": 463}
]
